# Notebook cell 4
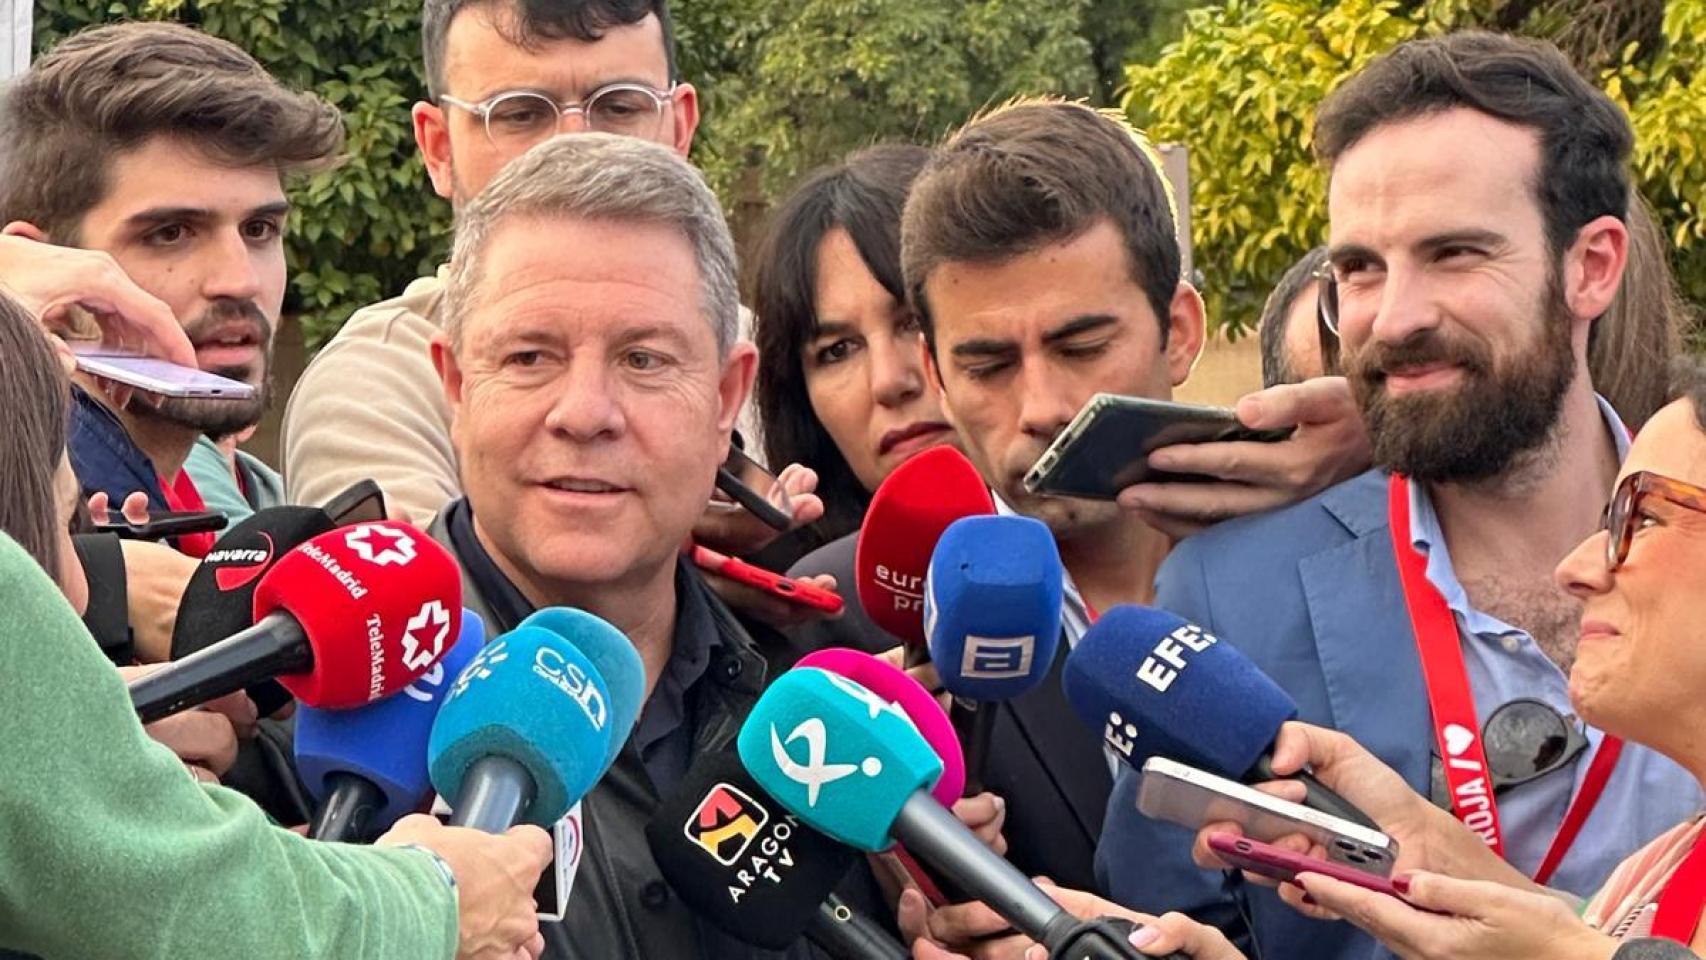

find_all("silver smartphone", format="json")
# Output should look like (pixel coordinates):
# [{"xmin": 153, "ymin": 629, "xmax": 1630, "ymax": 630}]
[
  {"xmin": 73, "ymin": 351, "xmax": 256, "ymax": 400},
  {"xmin": 1137, "ymin": 756, "xmax": 1398, "ymax": 876}
]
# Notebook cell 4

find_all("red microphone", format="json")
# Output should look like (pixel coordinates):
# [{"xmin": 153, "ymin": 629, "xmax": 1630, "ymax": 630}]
[
  {"xmin": 854, "ymin": 446, "xmax": 995, "ymax": 652},
  {"xmin": 129, "ymin": 521, "xmax": 463, "ymax": 723}
]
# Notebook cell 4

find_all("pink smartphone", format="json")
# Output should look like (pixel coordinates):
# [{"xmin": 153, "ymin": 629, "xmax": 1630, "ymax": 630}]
[{"xmin": 1207, "ymin": 832, "xmax": 1409, "ymax": 899}]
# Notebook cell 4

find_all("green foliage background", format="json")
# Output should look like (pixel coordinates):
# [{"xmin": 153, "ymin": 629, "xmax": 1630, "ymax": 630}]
[
  {"xmin": 1123, "ymin": 0, "xmax": 1706, "ymax": 336},
  {"xmin": 35, "ymin": 0, "xmax": 1704, "ymax": 345}
]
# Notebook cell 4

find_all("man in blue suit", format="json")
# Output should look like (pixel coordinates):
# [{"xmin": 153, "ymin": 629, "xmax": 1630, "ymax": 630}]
[{"xmin": 1097, "ymin": 32, "xmax": 1705, "ymax": 960}]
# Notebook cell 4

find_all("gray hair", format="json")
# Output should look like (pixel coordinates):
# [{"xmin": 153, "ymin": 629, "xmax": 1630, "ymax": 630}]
[{"xmin": 445, "ymin": 132, "xmax": 739, "ymax": 354}]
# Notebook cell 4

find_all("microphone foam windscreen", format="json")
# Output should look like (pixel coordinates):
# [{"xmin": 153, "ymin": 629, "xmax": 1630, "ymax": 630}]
[
  {"xmin": 738, "ymin": 667, "xmax": 943, "ymax": 852},
  {"xmin": 855, "ymin": 446, "xmax": 995, "ymax": 646},
  {"xmin": 171, "ymin": 506, "xmax": 337, "ymax": 713},
  {"xmin": 926, "ymin": 515, "xmax": 1063, "ymax": 702},
  {"xmin": 518, "ymin": 606, "xmax": 644, "ymax": 769},
  {"xmin": 427, "ymin": 625, "xmax": 616, "ymax": 826},
  {"xmin": 253, "ymin": 521, "xmax": 463, "ymax": 709},
  {"xmin": 1061, "ymin": 605, "xmax": 1298, "ymax": 780},
  {"xmin": 646, "ymin": 751, "xmax": 857, "ymax": 949},
  {"xmin": 294, "ymin": 609, "xmax": 487, "ymax": 828},
  {"xmin": 796, "ymin": 647, "xmax": 965, "ymax": 805}
]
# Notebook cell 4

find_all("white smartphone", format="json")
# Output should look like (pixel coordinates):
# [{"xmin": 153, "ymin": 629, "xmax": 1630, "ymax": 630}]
[
  {"xmin": 1137, "ymin": 756, "xmax": 1399, "ymax": 876},
  {"xmin": 73, "ymin": 351, "xmax": 256, "ymax": 400}
]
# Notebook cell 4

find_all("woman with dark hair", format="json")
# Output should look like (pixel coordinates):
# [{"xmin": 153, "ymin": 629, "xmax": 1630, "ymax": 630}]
[
  {"xmin": 751, "ymin": 144, "xmax": 952, "ymax": 552},
  {"xmin": 0, "ymin": 282, "xmax": 552, "ymax": 960}
]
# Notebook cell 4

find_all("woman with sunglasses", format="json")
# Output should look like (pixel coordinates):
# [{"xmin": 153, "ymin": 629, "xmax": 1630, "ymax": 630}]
[{"xmin": 0, "ymin": 285, "xmax": 552, "ymax": 960}]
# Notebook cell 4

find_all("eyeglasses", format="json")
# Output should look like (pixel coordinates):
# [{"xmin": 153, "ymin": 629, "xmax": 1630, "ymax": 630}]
[
  {"xmin": 1313, "ymin": 262, "xmax": 1342, "ymax": 336},
  {"xmin": 1428, "ymin": 697, "xmax": 1589, "ymax": 808},
  {"xmin": 1602, "ymin": 469, "xmax": 1706, "ymax": 571},
  {"xmin": 438, "ymin": 82, "xmax": 676, "ymax": 150}
]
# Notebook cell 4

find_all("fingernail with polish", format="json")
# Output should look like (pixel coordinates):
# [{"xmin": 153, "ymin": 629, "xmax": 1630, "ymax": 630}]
[
  {"xmin": 1128, "ymin": 926, "xmax": 1160, "ymax": 949},
  {"xmin": 1392, "ymin": 875, "xmax": 1412, "ymax": 896}
]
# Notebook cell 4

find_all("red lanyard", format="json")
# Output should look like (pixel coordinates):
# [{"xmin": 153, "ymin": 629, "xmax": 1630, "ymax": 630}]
[
  {"xmin": 1654, "ymin": 830, "xmax": 1706, "ymax": 945},
  {"xmin": 1388, "ymin": 473, "xmax": 1622, "ymax": 885}
]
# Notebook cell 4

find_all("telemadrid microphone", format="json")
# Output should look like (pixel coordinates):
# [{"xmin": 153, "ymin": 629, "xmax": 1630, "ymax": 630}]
[
  {"xmin": 1061, "ymin": 605, "xmax": 1375, "ymax": 828},
  {"xmin": 925, "ymin": 515, "xmax": 1063, "ymax": 794},
  {"xmin": 130, "ymin": 521, "xmax": 462, "ymax": 723},
  {"xmin": 646, "ymin": 751, "xmax": 905, "ymax": 958},
  {"xmin": 517, "ymin": 606, "xmax": 646, "ymax": 771},
  {"xmin": 428, "ymin": 622, "xmax": 637, "ymax": 831},
  {"xmin": 169, "ymin": 505, "xmax": 338, "ymax": 714},
  {"xmin": 296, "ymin": 609, "xmax": 486, "ymax": 842},
  {"xmin": 739, "ymin": 668, "xmax": 1175, "ymax": 960},
  {"xmin": 855, "ymin": 446, "xmax": 994, "ymax": 653}
]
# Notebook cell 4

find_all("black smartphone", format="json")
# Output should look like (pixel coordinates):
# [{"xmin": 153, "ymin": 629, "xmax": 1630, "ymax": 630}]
[
  {"xmin": 1023, "ymin": 393, "xmax": 1294, "ymax": 500},
  {"xmin": 711, "ymin": 445, "xmax": 793, "ymax": 532},
  {"xmin": 93, "ymin": 508, "xmax": 228, "ymax": 541},
  {"xmin": 322, "ymin": 478, "xmax": 388, "ymax": 525}
]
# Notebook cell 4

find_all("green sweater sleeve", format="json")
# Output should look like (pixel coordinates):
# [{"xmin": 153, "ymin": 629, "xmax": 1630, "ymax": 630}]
[{"xmin": 0, "ymin": 535, "xmax": 458, "ymax": 960}]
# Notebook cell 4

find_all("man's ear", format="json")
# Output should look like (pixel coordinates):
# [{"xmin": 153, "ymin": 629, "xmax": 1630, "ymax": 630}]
[
  {"xmin": 412, "ymin": 101, "xmax": 457, "ymax": 201},
  {"xmin": 1164, "ymin": 282, "xmax": 1208, "ymax": 387},
  {"xmin": 716, "ymin": 341, "xmax": 758, "ymax": 434},
  {"xmin": 431, "ymin": 332, "xmax": 464, "ymax": 413},
  {"xmin": 1565, "ymin": 214, "xmax": 1629, "ymax": 329},
  {"xmin": 2, "ymin": 221, "xmax": 51, "ymax": 242},
  {"xmin": 669, "ymin": 83, "xmax": 701, "ymax": 158}
]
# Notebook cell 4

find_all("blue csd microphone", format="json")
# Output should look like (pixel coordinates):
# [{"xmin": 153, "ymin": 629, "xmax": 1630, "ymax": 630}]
[
  {"xmin": 296, "ymin": 609, "xmax": 486, "ymax": 842},
  {"xmin": 428, "ymin": 620, "xmax": 637, "ymax": 831},
  {"xmin": 1062, "ymin": 605, "xmax": 1375, "ymax": 828},
  {"xmin": 925, "ymin": 515, "xmax": 1063, "ymax": 794},
  {"xmin": 739, "ymin": 668, "xmax": 1180, "ymax": 960},
  {"xmin": 518, "ymin": 606, "xmax": 646, "ymax": 771}
]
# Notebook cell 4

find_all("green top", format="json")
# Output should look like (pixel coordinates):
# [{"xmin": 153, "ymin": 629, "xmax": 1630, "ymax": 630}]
[
  {"xmin": 0, "ymin": 533, "xmax": 457, "ymax": 959},
  {"xmin": 182, "ymin": 434, "xmax": 285, "ymax": 529}
]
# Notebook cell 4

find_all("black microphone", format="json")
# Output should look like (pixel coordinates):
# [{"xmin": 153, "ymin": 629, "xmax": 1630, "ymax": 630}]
[{"xmin": 646, "ymin": 750, "xmax": 907, "ymax": 958}]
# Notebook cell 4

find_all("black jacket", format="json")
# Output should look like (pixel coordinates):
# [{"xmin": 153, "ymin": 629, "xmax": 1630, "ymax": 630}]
[
  {"xmin": 429, "ymin": 514, "xmax": 876, "ymax": 959},
  {"xmin": 786, "ymin": 531, "xmax": 1113, "ymax": 893}
]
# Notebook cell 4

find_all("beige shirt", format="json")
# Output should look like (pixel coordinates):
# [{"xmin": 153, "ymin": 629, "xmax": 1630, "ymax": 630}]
[{"xmin": 282, "ymin": 270, "xmax": 457, "ymax": 526}]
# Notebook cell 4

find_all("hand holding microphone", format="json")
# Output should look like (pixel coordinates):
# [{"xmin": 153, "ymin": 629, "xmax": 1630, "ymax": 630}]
[
  {"xmin": 739, "ymin": 667, "xmax": 1181, "ymax": 959},
  {"xmin": 903, "ymin": 885, "xmax": 1248, "ymax": 960},
  {"xmin": 375, "ymin": 813, "xmax": 553, "ymax": 960}
]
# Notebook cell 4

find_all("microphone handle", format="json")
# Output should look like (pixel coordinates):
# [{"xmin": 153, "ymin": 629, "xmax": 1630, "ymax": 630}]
[
  {"xmin": 1248, "ymin": 754, "xmax": 1380, "ymax": 830},
  {"xmin": 1047, "ymin": 916, "xmax": 1188, "ymax": 960},
  {"xmin": 950, "ymin": 696, "xmax": 999, "ymax": 797},
  {"xmin": 309, "ymin": 771, "xmax": 388, "ymax": 842},
  {"xmin": 449, "ymin": 756, "xmax": 536, "ymax": 833},
  {"xmin": 891, "ymin": 790, "xmax": 1066, "ymax": 941},
  {"xmin": 804, "ymin": 895, "xmax": 909, "ymax": 960},
  {"xmin": 131, "ymin": 612, "xmax": 311, "ymax": 723}
]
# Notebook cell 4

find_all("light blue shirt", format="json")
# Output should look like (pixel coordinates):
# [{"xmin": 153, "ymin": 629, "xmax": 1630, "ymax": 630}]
[{"xmin": 1407, "ymin": 396, "xmax": 1704, "ymax": 897}]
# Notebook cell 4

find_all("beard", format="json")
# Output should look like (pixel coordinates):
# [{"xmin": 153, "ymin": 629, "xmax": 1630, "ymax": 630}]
[
  {"xmin": 1348, "ymin": 274, "xmax": 1575, "ymax": 484},
  {"xmin": 143, "ymin": 299, "xmax": 275, "ymax": 439}
]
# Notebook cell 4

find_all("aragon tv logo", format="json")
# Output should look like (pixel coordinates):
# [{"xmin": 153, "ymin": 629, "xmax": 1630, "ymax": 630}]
[{"xmin": 683, "ymin": 783, "xmax": 770, "ymax": 866}]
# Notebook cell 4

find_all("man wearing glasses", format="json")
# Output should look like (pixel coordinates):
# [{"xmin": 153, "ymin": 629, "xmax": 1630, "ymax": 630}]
[
  {"xmin": 283, "ymin": 0, "xmax": 698, "ymax": 524},
  {"xmin": 1095, "ymin": 31, "xmax": 1704, "ymax": 960}
]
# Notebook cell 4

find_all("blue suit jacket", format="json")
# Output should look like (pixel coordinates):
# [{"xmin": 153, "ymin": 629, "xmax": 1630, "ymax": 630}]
[{"xmin": 1096, "ymin": 470, "xmax": 1427, "ymax": 960}]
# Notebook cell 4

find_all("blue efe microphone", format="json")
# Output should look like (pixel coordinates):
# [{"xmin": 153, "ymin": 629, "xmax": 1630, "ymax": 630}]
[
  {"xmin": 1062, "ymin": 604, "xmax": 1375, "ymax": 828},
  {"xmin": 296, "ymin": 609, "xmax": 487, "ymax": 842},
  {"xmin": 740, "ymin": 667, "xmax": 1185, "ymax": 960},
  {"xmin": 925, "ymin": 515, "xmax": 1063, "ymax": 794},
  {"xmin": 519, "ymin": 606, "xmax": 644, "ymax": 771},
  {"xmin": 428, "ymin": 621, "xmax": 634, "ymax": 831}
]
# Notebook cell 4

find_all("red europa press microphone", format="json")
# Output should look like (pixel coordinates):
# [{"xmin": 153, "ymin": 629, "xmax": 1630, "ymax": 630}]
[
  {"xmin": 855, "ymin": 446, "xmax": 995, "ymax": 653},
  {"xmin": 129, "ymin": 521, "xmax": 463, "ymax": 723}
]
